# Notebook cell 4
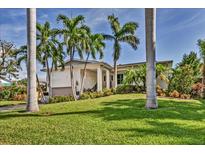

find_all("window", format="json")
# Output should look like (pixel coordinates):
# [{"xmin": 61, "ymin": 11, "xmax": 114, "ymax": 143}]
[
  {"xmin": 111, "ymin": 75, "xmax": 113, "ymax": 81},
  {"xmin": 117, "ymin": 74, "xmax": 124, "ymax": 85}
]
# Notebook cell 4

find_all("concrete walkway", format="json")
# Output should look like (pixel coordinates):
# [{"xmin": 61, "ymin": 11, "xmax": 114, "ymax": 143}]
[{"xmin": 0, "ymin": 104, "xmax": 26, "ymax": 112}]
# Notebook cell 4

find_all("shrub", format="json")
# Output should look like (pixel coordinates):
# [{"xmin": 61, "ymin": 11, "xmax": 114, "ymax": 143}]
[
  {"xmin": 180, "ymin": 94, "xmax": 191, "ymax": 99},
  {"xmin": 0, "ymin": 89, "xmax": 11, "ymax": 100},
  {"xmin": 116, "ymin": 85, "xmax": 138, "ymax": 94},
  {"xmin": 110, "ymin": 88, "xmax": 117, "ymax": 94},
  {"xmin": 156, "ymin": 85, "xmax": 166, "ymax": 97},
  {"xmin": 80, "ymin": 92, "xmax": 91, "ymax": 100},
  {"xmin": 94, "ymin": 91, "xmax": 104, "ymax": 98},
  {"xmin": 169, "ymin": 90, "xmax": 180, "ymax": 98},
  {"xmin": 102, "ymin": 88, "xmax": 113, "ymax": 96},
  {"xmin": 191, "ymin": 82, "xmax": 203, "ymax": 98},
  {"xmin": 13, "ymin": 94, "xmax": 27, "ymax": 101},
  {"xmin": 80, "ymin": 89, "xmax": 114, "ymax": 100},
  {"xmin": 48, "ymin": 96, "xmax": 74, "ymax": 103}
]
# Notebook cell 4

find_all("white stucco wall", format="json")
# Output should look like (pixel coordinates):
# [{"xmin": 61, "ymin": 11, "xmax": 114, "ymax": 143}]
[
  {"xmin": 51, "ymin": 68, "xmax": 70, "ymax": 87},
  {"xmin": 50, "ymin": 65, "xmax": 98, "ymax": 91},
  {"xmin": 83, "ymin": 69, "xmax": 97, "ymax": 90}
]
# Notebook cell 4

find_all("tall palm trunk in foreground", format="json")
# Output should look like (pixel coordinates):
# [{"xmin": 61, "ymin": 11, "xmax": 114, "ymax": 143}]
[
  {"xmin": 26, "ymin": 8, "xmax": 39, "ymax": 112},
  {"xmin": 145, "ymin": 8, "xmax": 158, "ymax": 109}
]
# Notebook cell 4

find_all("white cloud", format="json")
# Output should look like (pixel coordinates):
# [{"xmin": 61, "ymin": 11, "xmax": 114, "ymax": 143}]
[
  {"xmin": 0, "ymin": 24, "xmax": 26, "ymax": 40},
  {"xmin": 158, "ymin": 9, "xmax": 205, "ymax": 38}
]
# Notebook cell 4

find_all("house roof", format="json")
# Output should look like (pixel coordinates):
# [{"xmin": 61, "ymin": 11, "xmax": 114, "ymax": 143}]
[
  {"xmin": 64, "ymin": 59, "xmax": 113, "ymax": 69},
  {"xmin": 41, "ymin": 59, "xmax": 173, "ymax": 71},
  {"xmin": 117, "ymin": 60, "xmax": 173, "ymax": 69}
]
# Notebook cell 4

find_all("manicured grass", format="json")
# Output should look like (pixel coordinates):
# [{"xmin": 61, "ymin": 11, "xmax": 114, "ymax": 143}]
[
  {"xmin": 0, "ymin": 94, "xmax": 205, "ymax": 144},
  {"xmin": 0, "ymin": 100, "xmax": 25, "ymax": 107}
]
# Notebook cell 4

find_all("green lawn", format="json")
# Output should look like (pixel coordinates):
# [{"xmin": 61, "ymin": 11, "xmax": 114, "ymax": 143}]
[
  {"xmin": 0, "ymin": 100, "xmax": 25, "ymax": 107},
  {"xmin": 0, "ymin": 94, "xmax": 205, "ymax": 144}
]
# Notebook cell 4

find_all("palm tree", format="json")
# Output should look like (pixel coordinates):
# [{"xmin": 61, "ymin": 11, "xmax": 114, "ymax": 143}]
[
  {"xmin": 103, "ymin": 14, "xmax": 139, "ymax": 88},
  {"xmin": 15, "ymin": 45, "xmax": 46, "ymax": 102},
  {"xmin": 80, "ymin": 33, "xmax": 105, "ymax": 95},
  {"xmin": 197, "ymin": 39, "xmax": 205, "ymax": 98},
  {"xmin": 37, "ymin": 21, "xmax": 65, "ymax": 97},
  {"xmin": 145, "ymin": 8, "xmax": 157, "ymax": 109},
  {"xmin": 26, "ymin": 8, "xmax": 39, "ymax": 112},
  {"xmin": 56, "ymin": 14, "xmax": 90, "ymax": 100}
]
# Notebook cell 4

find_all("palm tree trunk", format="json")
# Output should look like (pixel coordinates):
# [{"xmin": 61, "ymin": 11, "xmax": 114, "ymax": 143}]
[
  {"xmin": 113, "ymin": 60, "xmax": 118, "ymax": 88},
  {"xmin": 80, "ymin": 53, "xmax": 90, "ymax": 95},
  {"xmin": 26, "ymin": 8, "xmax": 39, "ymax": 112},
  {"xmin": 145, "ymin": 8, "xmax": 158, "ymax": 109},
  {"xmin": 46, "ymin": 60, "xmax": 52, "ymax": 97},
  {"xmin": 36, "ymin": 74, "xmax": 46, "ymax": 103},
  {"xmin": 70, "ymin": 48, "xmax": 77, "ymax": 100}
]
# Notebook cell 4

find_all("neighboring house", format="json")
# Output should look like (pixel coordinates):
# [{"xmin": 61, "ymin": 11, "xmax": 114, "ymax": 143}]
[
  {"xmin": 0, "ymin": 79, "xmax": 12, "ymax": 87},
  {"xmin": 43, "ymin": 59, "xmax": 173, "ymax": 96}
]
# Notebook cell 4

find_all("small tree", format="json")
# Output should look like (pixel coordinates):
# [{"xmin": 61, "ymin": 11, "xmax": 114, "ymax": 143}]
[
  {"xmin": 197, "ymin": 39, "xmax": 205, "ymax": 97},
  {"xmin": 168, "ymin": 65, "xmax": 195, "ymax": 94},
  {"xmin": 0, "ymin": 40, "xmax": 19, "ymax": 81},
  {"xmin": 176, "ymin": 51, "xmax": 201, "ymax": 82}
]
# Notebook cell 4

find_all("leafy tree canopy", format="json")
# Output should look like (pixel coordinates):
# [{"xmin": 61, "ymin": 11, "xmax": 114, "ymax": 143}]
[{"xmin": 0, "ymin": 40, "xmax": 19, "ymax": 81}]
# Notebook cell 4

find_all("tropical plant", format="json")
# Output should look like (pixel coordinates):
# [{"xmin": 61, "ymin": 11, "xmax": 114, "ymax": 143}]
[
  {"xmin": 80, "ymin": 33, "xmax": 105, "ymax": 95},
  {"xmin": 156, "ymin": 64, "xmax": 171, "ymax": 83},
  {"xmin": 123, "ymin": 64, "xmax": 146, "ymax": 90},
  {"xmin": 197, "ymin": 39, "xmax": 205, "ymax": 98},
  {"xmin": 103, "ymin": 14, "xmax": 139, "ymax": 88},
  {"xmin": 37, "ymin": 21, "xmax": 65, "ymax": 97},
  {"xmin": 123, "ymin": 64, "xmax": 170, "ymax": 91},
  {"xmin": 56, "ymin": 14, "xmax": 90, "ymax": 100},
  {"xmin": 0, "ymin": 40, "xmax": 19, "ymax": 81}
]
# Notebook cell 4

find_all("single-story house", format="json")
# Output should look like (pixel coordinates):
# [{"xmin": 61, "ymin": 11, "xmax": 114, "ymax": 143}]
[{"xmin": 43, "ymin": 59, "xmax": 173, "ymax": 96}]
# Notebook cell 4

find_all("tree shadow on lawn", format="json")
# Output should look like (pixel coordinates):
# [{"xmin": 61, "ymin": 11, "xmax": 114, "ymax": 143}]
[
  {"xmin": 0, "ymin": 97, "xmax": 205, "ymax": 144},
  {"xmin": 113, "ymin": 120, "xmax": 205, "ymax": 144},
  {"xmin": 0, "ymin": 110, "xmax": 100, "ymax": 120},
  {"xmin": 98, "ymin": 98, "xmax": 205, "ymax": 121},
  {"xmin": 0, "ymin": 97, "xmax": 205, "ymax": 122}
]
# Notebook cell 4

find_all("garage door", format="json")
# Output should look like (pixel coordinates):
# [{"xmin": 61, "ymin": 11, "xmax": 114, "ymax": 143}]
[{"xmin": 52, "ymin": 87, "xmax": 73, "ymax": 96}]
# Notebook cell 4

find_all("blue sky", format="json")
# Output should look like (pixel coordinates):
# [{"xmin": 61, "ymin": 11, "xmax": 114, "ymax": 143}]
[{"xmin": 1, "ymin": 8, "xmax": 205, "ymax": 80}]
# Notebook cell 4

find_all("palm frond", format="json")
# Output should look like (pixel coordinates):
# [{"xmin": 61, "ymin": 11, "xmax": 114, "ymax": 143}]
[
  {"xmin": 119, "ymin": 35, "xmax": 139, "ymax": 50},
  {"xmin": 108, "ymin": 14, "xmax": 121, "ymax": 34},
  {"xmin": 102, "ymin": 34, "xmax": 115, "ymax": 41},
  {"xmin": 117, "ymin": 22, "xmax": 138, "ymax": 36},
  {"xmin": 73, "ymin": 15, "xmax": 85, "ymax": 27}
]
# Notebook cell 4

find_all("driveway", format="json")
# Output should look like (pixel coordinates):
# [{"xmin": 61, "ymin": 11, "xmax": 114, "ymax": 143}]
[{"xmin": 0, "ymin": 104, "xmax": 26, "ymax": 112}]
